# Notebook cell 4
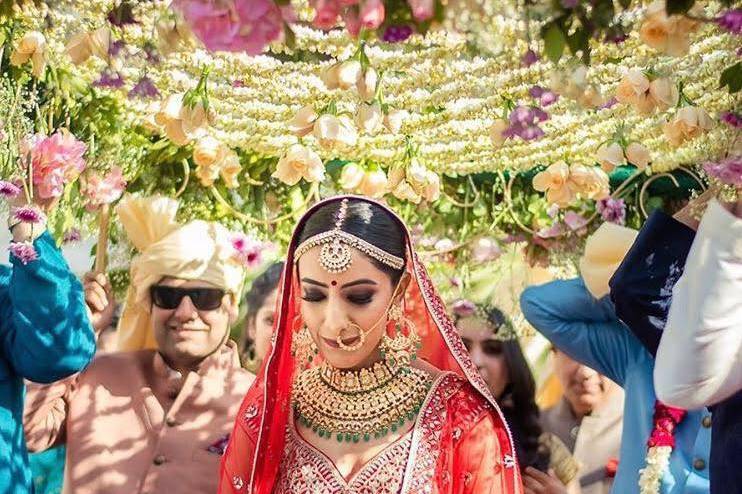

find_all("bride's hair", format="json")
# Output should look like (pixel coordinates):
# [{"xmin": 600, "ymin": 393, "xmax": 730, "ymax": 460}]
[{"xmin": 297, "ymin": 198, "xmax": 407, "ymax": 284}]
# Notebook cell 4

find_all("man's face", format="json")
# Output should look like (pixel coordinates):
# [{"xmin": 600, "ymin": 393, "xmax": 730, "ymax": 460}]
[
  {"xmin": 553, "ymin": 349, "xmax": 613, "ymax": 416},
  {"xmin": 150, "ymin": 277, "xmax": 237, "ymax": 369}
]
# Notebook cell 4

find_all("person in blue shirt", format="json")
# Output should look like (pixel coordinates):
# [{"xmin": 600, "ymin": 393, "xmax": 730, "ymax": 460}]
[
  {"xmin": 521, "ymin": 277, "xmax": 711, "ymax": 494},
  {"xmin": 1, "ymin": 211, "xmax": 96, "ymax": 493}
]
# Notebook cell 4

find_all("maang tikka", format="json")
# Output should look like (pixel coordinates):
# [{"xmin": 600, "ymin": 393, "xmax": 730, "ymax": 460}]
[{"xmin": 294, "ymin": 199, "xmax": 405, "ymax": 274}]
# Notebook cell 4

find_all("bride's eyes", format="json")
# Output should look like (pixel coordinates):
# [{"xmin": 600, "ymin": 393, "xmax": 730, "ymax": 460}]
[{"xmin": 301, "ymin": 288, "xmax": 375, "ymax": 306}]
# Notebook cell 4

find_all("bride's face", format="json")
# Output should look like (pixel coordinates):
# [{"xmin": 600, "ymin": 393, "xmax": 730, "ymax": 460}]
[{"xmin": 297, "ymin": 246, "xmax": 399, "ymax": 369}]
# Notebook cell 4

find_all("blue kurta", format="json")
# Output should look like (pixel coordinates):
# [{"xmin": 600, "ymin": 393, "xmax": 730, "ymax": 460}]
[
  {"xmin": 0, "ymin": 232, "xmax": 95, "ymax": 494},
  {"xmin": 521, "ymin": 278, "xmax": 711, "ymax": 494}
]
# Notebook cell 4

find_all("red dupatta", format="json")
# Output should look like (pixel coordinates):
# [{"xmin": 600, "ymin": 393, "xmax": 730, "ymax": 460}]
[{"xmin": 219, "ymin": 195, "xmax": 522, "ymax": 494}]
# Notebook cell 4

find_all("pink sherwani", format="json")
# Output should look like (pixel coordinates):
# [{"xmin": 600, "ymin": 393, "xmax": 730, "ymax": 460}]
[{"xmin": 24, "ymin": 341, "xmax": 254, "ymax": 494}]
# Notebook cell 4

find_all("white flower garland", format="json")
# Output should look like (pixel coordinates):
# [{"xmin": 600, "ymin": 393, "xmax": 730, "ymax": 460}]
[{"xmin": 638, "ymin": 445, "xmax": 672, "ymax": 494}]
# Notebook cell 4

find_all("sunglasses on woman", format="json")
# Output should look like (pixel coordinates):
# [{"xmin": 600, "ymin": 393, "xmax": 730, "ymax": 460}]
[{"xmin": 150, "ymin": 285, "xmax": 226, "ymax": 311}]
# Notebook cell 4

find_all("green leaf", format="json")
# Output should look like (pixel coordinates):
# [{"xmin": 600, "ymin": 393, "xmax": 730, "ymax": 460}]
[
  {"xmin": 665, "ymin": 0, "xmax": 695, "ymax": 15},
  {"xmin": 566, "ymin": 28, "xmax": 588, "ymax": 56},
  {"xmin": 618, "ymin": 0, "xmax": 632, "ymax": 8},
  {"xmin": 719, "ymin": 62, "xmax": 742, "ymax": 94},
  {"xmin": 543, "ymin": 23, "xmax": 567, "ymax": 64}
]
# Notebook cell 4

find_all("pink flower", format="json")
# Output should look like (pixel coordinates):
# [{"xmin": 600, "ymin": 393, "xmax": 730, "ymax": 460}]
[
  {"xmin": 13, "ymin": 206, "xmax": 45, "ymax": 224},
  {"xmin": 173, "ymin": 0, "xmax": 286, "ymax": 55},
  {"xmin": 84, "ymin": 166, "xmax": 127, "ymax": 211},
  {"xmin": 63, "ymin": 228, "xmax": 82, "ymax": 244},
  {"xmin": 407, "ymin": 0, "xmax": 433, "ymax": 22},
  {"xmin": 521, "ymin": 49, "xmax": 539, "ymax": 67},
  {"xmin": 564, "ymin": 211, "xmax": 588, "ymax": 235},
  {"xmin": 9, "ymin": 242, "xmax": 38, "ymax": 264},
  {"xmin": 311, "ymin": 0, "xmax": 341, "ymax": 30},
  {"xmin": 342, "ymin": 8, "xmax": 362, "ymax": 37},
  {"xmin": 231, "ymin": 233, "xmax": 265, "ymax": 269},
  {"xmin": 30, "ymin": 130, "xmax": 87, "ymax": 199},
  {"xmin": 703, "ymin": 156, "xmax": 742, "ymax": 187},
  {"xmin": 0, "ymin": 180, "xmax": 21, "ymax": 199},
  {"xmin": 359, "ymin": 0, "xmax": 385, "ymax": 29},
  {"xmin": 452, "ymin": 299, "xmax": 476, "ymax": 317},
  {"xmin": 597, "ymin": 197, "xmax": 626, "ymax": 225}
]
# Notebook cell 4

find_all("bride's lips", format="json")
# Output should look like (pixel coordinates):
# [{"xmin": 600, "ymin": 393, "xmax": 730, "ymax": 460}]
[{"xmin": 322, "ymin": 336, "xmax": 361, "ymax": 349}]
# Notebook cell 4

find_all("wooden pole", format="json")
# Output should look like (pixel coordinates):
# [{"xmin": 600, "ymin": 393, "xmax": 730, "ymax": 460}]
[{"xmin": 94, "ymin": 204, "xmax": 110, "ymax": 274}]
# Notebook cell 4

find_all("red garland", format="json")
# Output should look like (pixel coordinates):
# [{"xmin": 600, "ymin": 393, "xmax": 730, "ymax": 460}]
[
  {"xmin": 605, "ymin": 458, "xmax": 619, "ymax": 478},
  {"xmin": 647, "ymin": 400, "xmax": 686, "ymax": 448}
]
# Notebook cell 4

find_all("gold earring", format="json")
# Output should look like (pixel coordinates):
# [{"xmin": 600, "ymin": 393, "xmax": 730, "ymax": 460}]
[
  {"xmin": 381, "ymin": 304, "xmax": 420, "ymax": 369},
  {"xmin": 291, "ymin": 325, "xmax": 318, "ymax": 369},
  {"xmin": 337, "ymin": 322, "xmax": 366, "ymax": 352}
]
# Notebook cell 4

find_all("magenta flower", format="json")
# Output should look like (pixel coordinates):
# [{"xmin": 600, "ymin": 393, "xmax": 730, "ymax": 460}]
[
  {"xmin": 503, "ymin": 106, "xmax": 547, "ymax": 141},
  {"xmin": 407, "ymin": 0, "xmax": 434, "ymax": 22},
  {"xmin": 359, "ymin": 0, "xmax": 384, "ymax": 29},
  {"xmin": 0, "ymin": 181, "xmax": 21, "ymax": 199},
  {"xmin": 452, "ymin": 299, "xmax": 476, "ymax": 318},
  {"xmin": 597, "ymin": 197, "xmax": 626, "ymax": 225},
  {"xmin": 63, "ymin": 228, "xmax": 82, "ymax": 244},
  {"xmin": 599, "ymin": 97, "xmax": 619, "ymax": 110},
  {"xmin": 84, "ymin": 167, "xmax": 127, "ymax": 211},
  {"xmin": 717, "ymin": 9, "xmax": 742, "ymax": 35},
  {"xmin": 128, "ymin": 76, "xmax": 160, "ymax": 99},
  {"xmin": 173, "ymin": 0, "xmax": 286, "ymax": 55},
  {"xmin": 703, "ymin": 156, "xmax": 742, "ymax": 187},
  {"xmin": 9, "ymin": 242, "xmax": 38, "ymax": 264},
  {"xmin": 721, "ymin": 111, "xmax": 742, "ymax": 129},
  {"xmin": 382, "ymin": 25, "xmax": 414, "ymax": 43},
  {"xmin": 13, "ymin": 206, "xmax": 45, "ymax": 224},
  {"xmin": 522, "ymin": 49, "xmax": 539, "ymax": 67},
  {"xmin": 108, "ymin": 40, "xmax": 127, "ymax": 57}
]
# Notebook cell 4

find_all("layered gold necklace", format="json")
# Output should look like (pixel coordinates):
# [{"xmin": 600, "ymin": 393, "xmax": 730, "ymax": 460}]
[{"xmin": 292, "ymin": 359, "xmax": 432, "ymax": 443}]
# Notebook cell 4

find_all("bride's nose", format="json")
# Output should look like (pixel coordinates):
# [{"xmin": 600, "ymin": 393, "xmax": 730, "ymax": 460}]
[{"xmin": 321, "ymin": 292, "xmax": 352, "ymax": 338}]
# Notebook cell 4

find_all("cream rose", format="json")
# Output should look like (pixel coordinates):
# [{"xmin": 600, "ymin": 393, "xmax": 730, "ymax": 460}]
[
  {"xmin": 313, "ymin": 114, "xmax": 358, "ymax": 150},
  {"xmin": 337, "ymin": 60, "xmax": 362, "ymax": 90},
  {"xmin": 193, "ymin": 136, "xmax": 226, "ymax": 168},
  {"xmin": 648, "ymin": 78, "xmax": 679, "ymax": 112},
  {"xmin": 533, "ymin": 161, "xmax": 574, "ymax": 207},
  {"xmin": 219, "ymin": 151, "xmax": 242, "ymax": 188},
  {"xmin": 596, "ymin": 143, "xmax": 625, "ymax": 173},
  {"xmin": 423, "ymin": 170, "xmax": 441, "ymax": 202},
  {"xmin": 66, "ymin": 32, "xmax": 93, "ymax": 64},
  {"xmin": 288, "ymin": 105, "xmax": 318, "ymax": 137},
  {"xmin": 384, "ymin": 109, "xmax": 408, "ymax": 134},
  {"xmin": 356, "ymin": 102, "xmax": 383, "ymax": 135},
  {"xmin": 273, "ymin": 144, "xmax": 325, "ymax": 185},
  {"xmin": 625, "ymin": 142, "xmax": 651, "ymax": 170},
  {"xmin": 663, "ymin": 106, "xmax": 714, "ymax": 146},
  {"xmin": 11, "ymin": 31, "xmax": 46, "ymax": 78},
  {"xmin": 339, "ymin": 162, "xmax": 365, "ymax": 190},
  {"xmin": 359, "ymin": 170, "xmax": 388, "ymax": 198},
  {"xmin": 357, "ymin": 67, "xmax": 378, "ymax": 101},
  {"xmin": 616, "ymin": 70, "xmax": 653, "ymax": 114},
  {"xmin": 393, "ymin": 180, "xmax": 422, "ymax": 204},
  {"xmin": 321, "ymin": 64, "xmax": 340, "ymax": 90}
]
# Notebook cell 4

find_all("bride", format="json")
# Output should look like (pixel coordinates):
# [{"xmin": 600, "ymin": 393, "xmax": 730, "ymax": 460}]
[{"xmin": 219, "ymin": 196, "xmax": 522, "ymax": 494}]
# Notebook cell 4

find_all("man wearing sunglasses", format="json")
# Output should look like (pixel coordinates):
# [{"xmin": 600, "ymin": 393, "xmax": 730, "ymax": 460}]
[{"xmin": 23, "ymin": 195, "xmax": 255, "ymax": 494}]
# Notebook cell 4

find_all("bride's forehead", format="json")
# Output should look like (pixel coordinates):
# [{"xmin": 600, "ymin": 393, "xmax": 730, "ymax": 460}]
[{"xmin": 296, "ymin": 246, "xmax": 386, "ymax": 281}]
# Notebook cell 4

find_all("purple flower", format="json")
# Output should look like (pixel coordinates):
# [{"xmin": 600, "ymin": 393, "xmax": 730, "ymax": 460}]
[
  {"xmin": 518, "ymin": 126, "xmax": 545, "ymax": 140},
  {"xmin": 597, "ymin": 197, "xmax": 626, "ymax": 225},
  {"xmin": 537, "ymin": 222, "xmax": 563, "ymax": 238},
  {"xmin": 703, "ymin": 156, "xmax": 742, "ymax": 187},
  {"xmin": 13, "ymin": 206, "xmax": 45, "ymax": 224},
  {"xmin": 504, "ymin": 106, "xmax": 547, "ymax": 141},
  {"xmin": 143, "ymin": 42, "xmax": 161, "ymax": 64},
  {"xmin": 93, "ymin": 70, "xmax": 125, "ymax": 89},
  {"xmin": 606, "ymin": 31, "xmax": 629, "ymax": 44},
  {"xmin": 532, "ymin": 108, "xmax": 549, "ymax": 122},
  {"xmin": 128, "ymin": 76, "xmax": 160, "ymax": 99},
  {"xmin": 721, "ymin": 111, "xmax": 742, "ymax": 129},
  {"xmin": 522, "ymin": 49, "xmax": 539, "ymax": 67},
  {"xmin": 231, "ymin": 233, "xmax": 265, "ymax": 269},
  {"xmin": 109, "ymin": 40, "xmax": 127, "ymax": 58},
  {"xmin": 599, "ymin": 97, "xmax": 619, "ymax": 110},
  {"xmin": 510, "ymin": 105, "xmax": 535, "ymax": 125},
  {"xmin": 529, "ymin": 86, "xmax": 545, "ymax": 98},
  {"xmin": 9, "ymin": 242, "xmax": 38, "ymax": 264},
  {"xmin": 452, "ymin": 299, "xmax": 476, "ymax": 317},
  {"xmin": 561, "ymin": 0, "xmax": 579, "ymax": 8},
  {"xmin": 107, "ymin": 1, "xmax": 138, "ymax": 26},
  {"xmin": 232, "ymin": 79, "xmax": 246, "ymax": 88},
  {"xmin": 0, "ymin": 180, "xmax": 21, "ymax": 199},
  {"xmin": 63, "ymin": 228, "xmax": 82, "ymax": 244},
  {"xmin": 449, "ymin": 276, "xmax": 462, "ymax": 288},
  {"xmin": 382, "ymin": 25, "xmax": 414, "ymax": 43},
  {"xmin": 717, "ymin": 9, "xmax": 742, "ymax": 35},
  {"xmin": 539, "ymin": 91, "xmax": 559, "ymax": 107}
]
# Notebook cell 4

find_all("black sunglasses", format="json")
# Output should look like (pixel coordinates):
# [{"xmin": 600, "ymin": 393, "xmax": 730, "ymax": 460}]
[{"xmin": 150, "ymin": 285, "xmax": 226, "ymax": 311}]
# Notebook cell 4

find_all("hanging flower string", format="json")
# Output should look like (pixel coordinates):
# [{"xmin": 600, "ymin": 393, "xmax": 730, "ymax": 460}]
[{"xmin": 638, "ymin": 401, "xmax": 687, "ymax": 494}]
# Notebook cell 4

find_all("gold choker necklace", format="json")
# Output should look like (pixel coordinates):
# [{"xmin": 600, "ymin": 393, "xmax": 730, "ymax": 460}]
[{"xmin": 293, "ymin": 360, "xmax": 432, "ymax": 443}]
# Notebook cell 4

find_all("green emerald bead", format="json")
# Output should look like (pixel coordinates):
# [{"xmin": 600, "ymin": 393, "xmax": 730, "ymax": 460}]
[
  {"xmin": 345, "ymin": 432, "xmax": 352, "ymax": 441},
  {"xmin": 391, "ymin": 424, "xmax": 397, "ymax": 432},
  {"xmin": 399, "ymin": 417, "xmax": 405, "ymax": 426},
  {"xmin": 308, "ymin": 355, "xmax": 313, "ymax": 362},
  {"xmin": 352, "ymin": 434, "xmax": 360, "ymax": 443},
  {"xmin": 411, "ymin": 354, "xmax": 417, "ymax": 360},
  {"xmin": 407, "ymin": 411, "xmax": 415, "ymax": 421},
  {"xmin": 336, "ymin": 433, "xmax": 343, "ymax": 442},
  {"xmin": 318, "ymin": 429, "xmax": 325, "ymax": 437},
  {"xmin": 364, "ymin": 433, "xmax": 371, "ymax": 442}
]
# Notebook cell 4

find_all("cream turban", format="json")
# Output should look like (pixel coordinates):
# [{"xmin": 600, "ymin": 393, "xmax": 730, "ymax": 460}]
[
  {"xmin": 579, "ymin": 222, "xmax": 639, "ymax": 299},
  {"xmin": 115, "ymin": 194, "xmax": 245, "ymax": 351}
]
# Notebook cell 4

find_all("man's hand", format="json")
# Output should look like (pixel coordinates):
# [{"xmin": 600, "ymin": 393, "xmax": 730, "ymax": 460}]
[
  {"xmin": 83, "ymin": 272, "xmax": 116, "ymax": 333},
  {"xmin": 672, "ymin": 187, "xmax": 717, "ymax": 231}
]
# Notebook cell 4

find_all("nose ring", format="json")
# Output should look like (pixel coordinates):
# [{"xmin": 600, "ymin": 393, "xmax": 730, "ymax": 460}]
[{"xmin": 336, "ymin": 323, "xmax": 365, "ymax": 352}]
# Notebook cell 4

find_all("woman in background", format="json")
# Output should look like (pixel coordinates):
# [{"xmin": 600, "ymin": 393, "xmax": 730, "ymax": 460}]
[
  {"xmin": 453, "ymin": 302, "xmax": 578, "ymax": 494},
  {"xmin": 239, "ymin": 261, "xmax": 283, "ymax": 371}
]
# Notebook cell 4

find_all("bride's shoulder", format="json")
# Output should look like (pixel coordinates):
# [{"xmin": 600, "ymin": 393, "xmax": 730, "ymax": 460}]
[{"xmin": 415, "ymin": 363, "xmax": 492, "ymax": 425}]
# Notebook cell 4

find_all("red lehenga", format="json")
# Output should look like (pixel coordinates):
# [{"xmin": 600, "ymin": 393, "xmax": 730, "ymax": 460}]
[{"xmin": 219, "ymin": 196, "xmax": 523, "ymax": 494}]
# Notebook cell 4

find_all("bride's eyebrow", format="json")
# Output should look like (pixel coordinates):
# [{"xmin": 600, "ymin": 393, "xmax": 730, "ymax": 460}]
[{"xmin": 301, "ymin": 278, "xmax": 327, "ymax": 288}]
